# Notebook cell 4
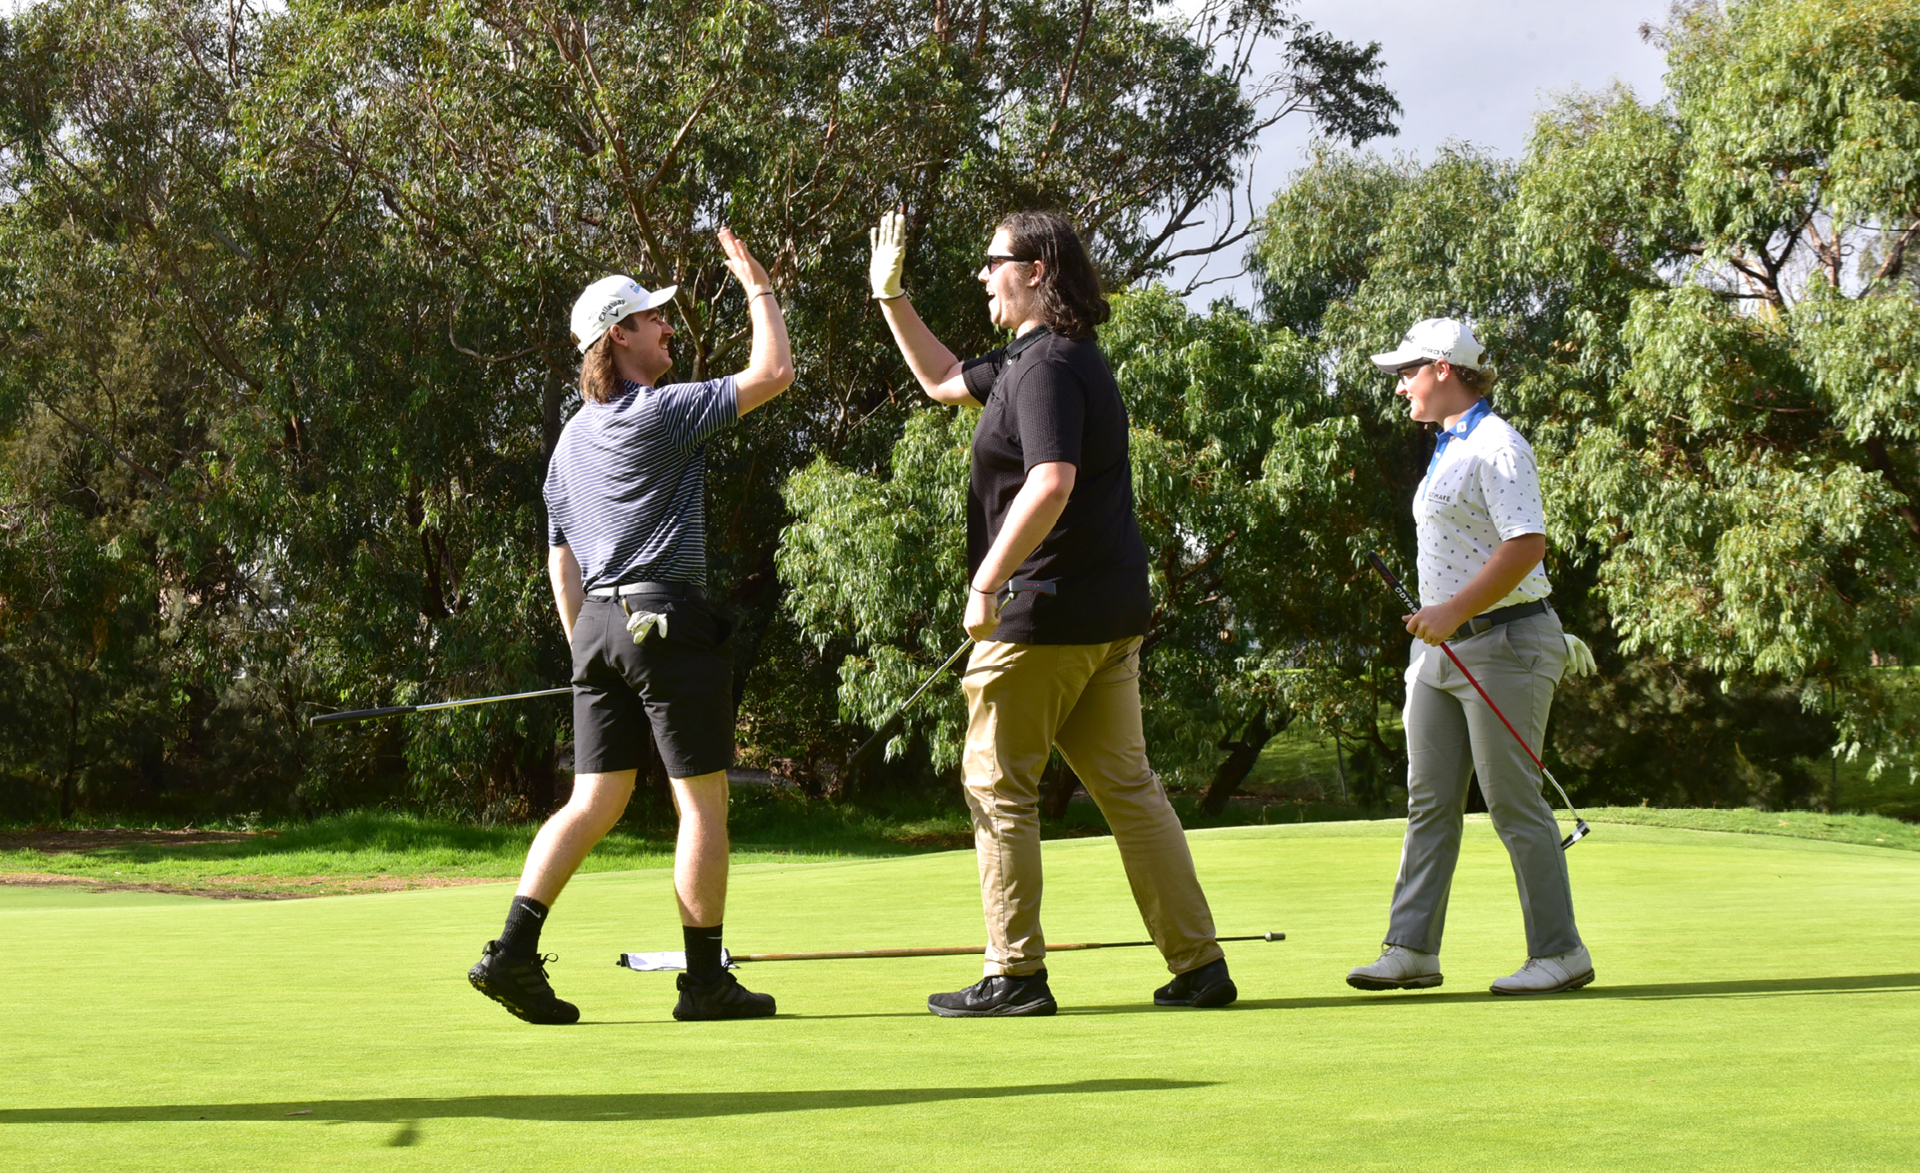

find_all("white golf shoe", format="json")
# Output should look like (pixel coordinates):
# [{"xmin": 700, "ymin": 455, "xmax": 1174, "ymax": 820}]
[
  {"xmin": 1490, "ymin": 945, "xmax": 1595, "ymax": 995},
  {"xmin": 1346, "ymin": 945, "xmax": 1443, "ymax": 991}
]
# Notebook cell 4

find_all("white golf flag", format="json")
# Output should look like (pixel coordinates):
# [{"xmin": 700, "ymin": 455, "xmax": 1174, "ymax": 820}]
[{"xmin": 618, "ymin": 949, "xmax": 734, "ymax": 972}]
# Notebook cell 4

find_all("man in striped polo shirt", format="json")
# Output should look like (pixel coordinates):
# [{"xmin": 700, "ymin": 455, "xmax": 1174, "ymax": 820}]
[{"xmin": 469, "ymin": 228, "xmax": 793, "ymax": 1024}]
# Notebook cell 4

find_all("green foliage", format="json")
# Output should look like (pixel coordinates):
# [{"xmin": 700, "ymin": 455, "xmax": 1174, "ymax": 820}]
[
  {"xmin": 780, "ymin": 283, "xmax": 1418, "ymax": 797},
  {"xmin": 1238, "ymin": 0, "xmax": 1920, "ymax": 805},
  {"xmin": 0, "ymin": 0, "xmax": 1395, "ymax": 818},
  {"xmin": 1519, "ymin": 0, "xmax": 1920, "ymax": 781}
]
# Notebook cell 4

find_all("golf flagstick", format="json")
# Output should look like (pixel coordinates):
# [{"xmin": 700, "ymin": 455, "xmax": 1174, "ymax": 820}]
[
  {"xmin": 1366, "ymin": 552, "xmax": 1590, "ymax": 850},
  {"xmin": 618, "ymin": 932, "xmax": 1286, "ymax": 972},
  {"xmin": 309, "ymin": 686, "xmax": 572, "ymax": 728},
  {"xmin": 842, "ymin": 577, "xmax": 1058, "ymax": 771}
]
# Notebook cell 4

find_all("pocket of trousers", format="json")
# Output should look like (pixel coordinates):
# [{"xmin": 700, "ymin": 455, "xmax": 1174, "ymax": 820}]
[
  {"xmin": 1498, "ymin": 623, "xmax": 1541, "ymax": 672},
  {"xmin": 569, "ymin": 603, "xmax": 599, "ymax": 682},
  {"xmin": 658, "ymin": 601, "xmax": 734, "ymax": 651},
  {"xmin": 1501, "ymin": 620, "xmax": 1564, "ymax": 677}
]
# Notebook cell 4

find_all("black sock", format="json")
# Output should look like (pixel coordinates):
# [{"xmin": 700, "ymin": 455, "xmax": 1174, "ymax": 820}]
[
  {"xmin": 499, "ymin": 896, "xmax": 549, "ymax": 956},
  {"xmin": 684, "ymin": 924, "xmax": 724, "ymax": 981}
]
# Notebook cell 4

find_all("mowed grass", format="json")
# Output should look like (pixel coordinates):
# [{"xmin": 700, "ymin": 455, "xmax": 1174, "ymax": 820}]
[
  {"xmin": 0, "ymin": 796, "xmax": 986, "ymax": 896},
  {"xmin": 4, "ymin": 803, "xmax": 1914, "ymax": 900},
  {"xmin": 5, "ymin": 821, "xmax": 1918, "ymax": 1171}
]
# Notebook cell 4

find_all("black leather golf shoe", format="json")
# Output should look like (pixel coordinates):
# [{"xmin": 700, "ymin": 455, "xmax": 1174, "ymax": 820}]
[
  {"xmin": 673, "ymin": 971, "xmax": 777, "ymax": 1021},
  {"xmin": 469, "ymin": 940, "xmax": 580, "ymax": 1025},
  {"xmin": 927, "ymin": 968, "xmax": 1058, "ymax": 1017},
  {"xmin": 1153, "ymin": 957, "xmax": 1238, "ymax": 1008}
]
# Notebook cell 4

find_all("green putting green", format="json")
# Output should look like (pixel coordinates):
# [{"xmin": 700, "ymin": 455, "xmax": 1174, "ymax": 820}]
[{"xmin": 4, "ymin": 820, "xmax": 1917, "ymax": 1170}]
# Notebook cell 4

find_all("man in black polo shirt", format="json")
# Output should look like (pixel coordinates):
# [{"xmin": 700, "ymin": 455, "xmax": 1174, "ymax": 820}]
[
  {"xmin": 467, "ymin": 228, "xmax": 793, "ymax": 1025},
  {"xmin": 870, "ymin": 209, "xmax": 1234, "ymax": 1015}
]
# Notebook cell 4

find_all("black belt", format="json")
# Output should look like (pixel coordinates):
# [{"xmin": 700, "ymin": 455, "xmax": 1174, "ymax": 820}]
[
  {"xmin": 1452, "ymin": 599, "xmax": 1551, "ymax": 639},
  {"xmin": 586, "ymin": 581, "xmax": 706, "ymax": 601}
]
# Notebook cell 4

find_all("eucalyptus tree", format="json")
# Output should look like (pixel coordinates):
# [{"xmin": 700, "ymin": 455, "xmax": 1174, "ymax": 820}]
[
  {"xmin": 1514, "ymin": 0, "xmax": 1920, "ymax": 784},
  {"xmin": 0, "ymin": 0, "xmax": 1397, "ymax": 818},
  {"xmin": 1240, "ymin": 0, "xmax": 1917, "ymax": 805}
]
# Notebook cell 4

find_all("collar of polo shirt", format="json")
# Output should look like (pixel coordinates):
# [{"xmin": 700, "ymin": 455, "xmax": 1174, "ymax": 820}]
[{"xmin": 1423, "ymin": 397, "xmax": 1492, "ymax": 497}]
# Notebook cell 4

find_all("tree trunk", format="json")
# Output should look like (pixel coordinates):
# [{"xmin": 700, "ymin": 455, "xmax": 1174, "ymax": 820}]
[
  {"xmin": 1040, "ymin": 755, "xmax": 1081, "ymax": 820},
  {"xmin": 1201, "ymin": 706, "xmax": 1287, "ymax": 816},
  {"xmin": 60, "ymin": 690, "xmax": 79, "ymax": 821}
]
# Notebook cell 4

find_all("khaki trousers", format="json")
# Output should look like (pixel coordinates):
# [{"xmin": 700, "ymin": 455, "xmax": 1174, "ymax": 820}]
[{"xmin": 961, "ymin": 636, "xmax": 1222, "ymax": 977}]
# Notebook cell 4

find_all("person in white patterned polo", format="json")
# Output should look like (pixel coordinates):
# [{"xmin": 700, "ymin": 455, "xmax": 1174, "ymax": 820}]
[
  {"xmin": 468, "ymin": 228, "xmax": 794, "ymax": 1025},
  {"xmin": 1346, "ymin": 317, "xmax": 1597, "ymax": 996}
]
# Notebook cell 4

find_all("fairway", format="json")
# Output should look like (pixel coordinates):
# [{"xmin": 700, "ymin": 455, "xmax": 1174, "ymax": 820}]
[{"xmin": 5, "ymin": 821, "xmax": 1917, "ymax": 1171}]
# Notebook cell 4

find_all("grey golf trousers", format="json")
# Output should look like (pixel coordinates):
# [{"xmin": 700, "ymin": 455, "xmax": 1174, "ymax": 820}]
[{"xmin": 1386, "ymin": 609, "xmax": 1583, "ymax": 959}]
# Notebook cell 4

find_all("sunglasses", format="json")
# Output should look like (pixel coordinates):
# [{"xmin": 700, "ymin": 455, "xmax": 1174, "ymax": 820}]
[
  {"xmin": 1395, "ymin": 359, "xmax": 1436, "ymax": 380},
  {"xmin": 983, "ymin": 253, "xmax": 1031, "ymax": 274}
]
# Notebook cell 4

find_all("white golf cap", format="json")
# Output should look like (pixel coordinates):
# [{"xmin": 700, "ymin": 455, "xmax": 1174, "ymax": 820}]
[
  {"xmin": 1370, "ymin": 317, "xmax": 1486, "ymax": 372},
  {"xmin": 570, "ymin": 275, "xmax": 678, "ymax": 352}
]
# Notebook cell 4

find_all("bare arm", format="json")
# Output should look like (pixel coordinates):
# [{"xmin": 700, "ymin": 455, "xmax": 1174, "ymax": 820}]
[
  {"xmin": 549, "ymin": 544, "xmax": 585, "ymax": 643},
  {"xmin": 1405, "ymin": 533, "xmax": 1547, "ymax": 645},
  {"xmin": 718, "ymin": 227, "xmax": 795, "ymax": 416},
  {"xmin": 964, "ymin": 461, "xmax": 1077, "ymax": 639},
  {"xmin": 879, "ymin": 295, "xmax": 978, "ymax": 406}
]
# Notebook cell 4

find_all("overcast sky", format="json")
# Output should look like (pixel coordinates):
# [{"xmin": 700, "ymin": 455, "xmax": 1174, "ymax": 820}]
[{"xmin": 1167, "ymin": 0, "xmax": 1675, "ymax": 303}]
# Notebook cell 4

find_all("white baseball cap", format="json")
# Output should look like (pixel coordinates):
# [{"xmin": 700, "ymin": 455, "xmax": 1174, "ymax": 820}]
[
  {"xmin": 1370, "ymin": 317, "xmax": 1486, "ymax": 372},
  {"xmin": 570, "ymin": 275, "xmax": 678, "ymax": 352}
]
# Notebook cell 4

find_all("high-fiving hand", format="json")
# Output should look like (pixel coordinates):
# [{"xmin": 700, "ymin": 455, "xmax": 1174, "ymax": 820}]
[
  {"xmin": 717, "ymin": 226, "xmax": 772, "ymax": 293},
  {"xmin": 869, "ymin": 209, "xmax": 907, "ymax": 300}
]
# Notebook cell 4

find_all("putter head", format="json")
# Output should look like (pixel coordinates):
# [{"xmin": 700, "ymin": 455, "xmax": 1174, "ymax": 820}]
[{"xmin": 1561, "ymin": 819, "xmax": 1591, "ymax": 850}]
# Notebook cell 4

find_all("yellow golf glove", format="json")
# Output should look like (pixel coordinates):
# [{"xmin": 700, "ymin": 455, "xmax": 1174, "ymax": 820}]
[
  {"xmin": 869, "ymin": 209, "xmax": 907, "ymax": 300},
  {"xmin": 1563, "ymin": 632, "xmax": 1596, "ymax": 677},
  {"xmin": 626, "ymin": 608, "xmax": 667, "ymax": 645}
]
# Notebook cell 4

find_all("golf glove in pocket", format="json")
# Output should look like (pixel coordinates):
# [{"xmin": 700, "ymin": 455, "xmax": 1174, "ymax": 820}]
[
  {"xmin": 1563, "ymin": 632, "xmax": 1596, "ymax": 677},
  {"xmin": 625, "ymin": 608, "xmax": 668, "ymax": 645}
]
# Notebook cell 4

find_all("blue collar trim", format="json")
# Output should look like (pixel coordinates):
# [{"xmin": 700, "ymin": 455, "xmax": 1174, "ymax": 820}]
[{"xmin": 1423, "ymin": 398, "xmax": 1491, "ymax": 496}]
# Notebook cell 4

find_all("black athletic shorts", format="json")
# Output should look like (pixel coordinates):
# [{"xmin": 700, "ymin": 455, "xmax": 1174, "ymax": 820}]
[{"xmin": 570, "ymin": 592, "xmax": 735, "ymax": 778}]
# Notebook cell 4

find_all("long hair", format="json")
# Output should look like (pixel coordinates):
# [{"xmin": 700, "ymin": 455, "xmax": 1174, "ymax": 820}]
[
  {"xmin": 996, "ymin": 211, "xmax": 1109, "ymax": 340},
  {"xmin": 1452, "ymin": 362, "xmax": 1496, "ymax": 397},
  {"xmin": 577, "ymin": 313, "xmax": 639, "ymax": 404}
]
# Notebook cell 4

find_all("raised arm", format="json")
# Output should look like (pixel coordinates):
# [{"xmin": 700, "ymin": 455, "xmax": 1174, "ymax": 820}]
[
  {"xmin": 718, "ymin": 227, "xmax": 795, "ymax": 416},
  {"xmin": 870, "ymin": 210, "xmax": 978, "ymax": 406}
]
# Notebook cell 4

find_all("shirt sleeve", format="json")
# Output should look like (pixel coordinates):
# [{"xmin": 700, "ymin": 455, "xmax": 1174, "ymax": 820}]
[
  {"xmin": 1478, "ymin": 435, "xmax": 1547, "ymax": 541},
  {"xmin": 1012, "ymin": 357, "xmax": 1085, "ymax": 469},
  {"xmin": 652, "ymin": 375, "xmax": 739, "ymax": 451},
  {"xmin": 961, "ymin": 348, "xmax": 1006, "ymax": 403}
]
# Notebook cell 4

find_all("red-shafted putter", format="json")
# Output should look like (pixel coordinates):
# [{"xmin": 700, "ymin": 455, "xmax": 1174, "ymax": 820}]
[
  {"xmin": 1367, "ymin": 552, "xmax": 1590, "ymax": 850},
  {"xmin": 842, "ymin": 576, "xmax": 1058, "ymax": 771}
]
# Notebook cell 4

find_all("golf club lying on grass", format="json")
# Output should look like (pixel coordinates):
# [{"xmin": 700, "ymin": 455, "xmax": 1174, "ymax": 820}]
[
  {"xmin": 1367, "ymin": 551, "xmax": 1590, "ymax": 850},
  {"xmin": 308, "ymin": 686, "xmax": 572, "ymax": 728},
  {"xmin": 842, "ymin": 577, "xmax": 1058, "ymax": 771},
  {"xmin": 616, "ymin": 932, "xmax": 1286, "ymax": 972}
]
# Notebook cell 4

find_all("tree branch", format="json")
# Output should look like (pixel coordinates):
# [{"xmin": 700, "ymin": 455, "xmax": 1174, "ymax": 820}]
[{"xmin": 37, "ymin": 395, "xmax": 173, "ymax": 493}]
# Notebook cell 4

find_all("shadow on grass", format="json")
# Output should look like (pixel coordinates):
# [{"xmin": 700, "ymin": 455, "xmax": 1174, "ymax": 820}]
[
  {"xmin": 1056, "ymin": 972, "xmax": 1920, "ymax": 1015},
  {"xmin": 0, "ymin": 1078, "xmax": 1210, "ymax": 1125},
  {"xmin": 589, "ymin": 973, "xmax": 1920, "ymax": 1024}
]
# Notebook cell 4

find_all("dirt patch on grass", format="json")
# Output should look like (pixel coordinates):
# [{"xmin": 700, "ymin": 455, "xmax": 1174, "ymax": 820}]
[
  {"xmin": 0, "ymin": 871, "xmax": 506, "ymax": 900},
  {"xmin": 0, "ymin": 828, "xmax": 276, "ymax": 853}
]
